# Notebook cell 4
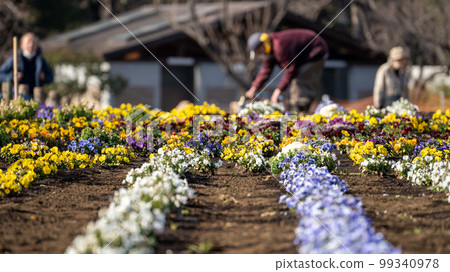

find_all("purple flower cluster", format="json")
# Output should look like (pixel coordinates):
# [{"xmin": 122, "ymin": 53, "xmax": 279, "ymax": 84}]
[
  {"xmin": 293, "ymin": 120, "xmax": 319, "ymax": 137},
  {"xmin": 37, "ymin": 105, "xmax": 55, "ymax": 120},
  {"xmin": 413, "ymin": 139, "xmax": 450, "ymax": 156},
  {"xmin": 187, "ymin": 132, "xmax": 223, "ymax": 157},
  {"xmin": 321, "ymin": 118, "xmax": 356, "ymax": 135},
  {"xmin": 279, "ymin": 142, "xmax": 401, "ymax": 254},
  {"xmin": 365, "ymin": 134, "xmax": 390, "ymax": 145},
  {"xmin": 67, "ymin": 138, "xmax": 102, "ymax": 154},
  {"xmin": 309, "ymin": 139, "xmax": 336, "ymax": 152},
  {"xmin": 126, "ymin": 134, "xmax": 150, "ymax": 151}
]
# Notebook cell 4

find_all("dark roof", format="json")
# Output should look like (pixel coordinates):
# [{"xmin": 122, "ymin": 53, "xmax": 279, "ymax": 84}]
[
  {"xmin": 42, "ymin": 1, "xmax": 385, "ymax": 64},
  {"xmin": 42, "ymin": 2, "xmax": 267, "ymax": 58}
]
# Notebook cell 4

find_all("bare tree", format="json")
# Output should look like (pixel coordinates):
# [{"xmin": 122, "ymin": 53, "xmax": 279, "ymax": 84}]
[
  {"xmin": 155, "ymin": 0, "xmax": 288, "ymax": 89},
  {"xmin": 349, "ymin": 0, "xmax": 450, "ymax": 101},
  {"xmin": 0, "ymin": 0, "xmax": 29, "ymax": 58},
  {"xmin": 155, "ymin": 0, "xmax": 449, "ymax": 97}
]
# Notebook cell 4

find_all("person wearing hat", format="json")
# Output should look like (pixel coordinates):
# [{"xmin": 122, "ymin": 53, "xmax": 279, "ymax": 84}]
[
  {"xmin": 244, "ymin": 29, "xmax": 328, "ymax": 112},
  {"xmin": 373, "ymin": 46, "xmax": 410, "ymax": 109}
]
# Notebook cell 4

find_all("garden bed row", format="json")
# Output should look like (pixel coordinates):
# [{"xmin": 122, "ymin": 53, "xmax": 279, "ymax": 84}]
[{"xmin": 0, "ymin": 157, "xmax": 146, "ymax": 253}]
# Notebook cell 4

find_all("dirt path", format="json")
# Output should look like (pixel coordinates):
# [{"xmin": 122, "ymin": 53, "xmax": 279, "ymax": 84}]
[
  {"xmin": 155, "ymin": 162, "xmax": 299, "ymax": 254},
  {"xmin": 0, "ymin": 157, "xmax": 146, "ymax": 254},
  {"xmin": 337, "ymin": 153, "xmax": 450, "ymax": 254}
]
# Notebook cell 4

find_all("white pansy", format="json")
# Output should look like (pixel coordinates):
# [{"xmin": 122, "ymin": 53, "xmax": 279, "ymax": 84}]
[
  {"xmin": 238, "ymin": 100, "xmax": 285, "ymax": 117},
  {"xmin": 395, "ymin": 158, "xmax": 450, "ymax": 202},
  {"xmin": 281, "ymin": 142, "xmax": 309, "ymax": 154},
  {"xmin": 66, "ymin": 151, "xmax": 194, "ymax": 253},
  {"xmin": 385, "ymin": 98, "xmax": 419, "ymax": 117},
  {"xmin": 318, "ymin": 103, "xmax": 338, "ymax": 118}
]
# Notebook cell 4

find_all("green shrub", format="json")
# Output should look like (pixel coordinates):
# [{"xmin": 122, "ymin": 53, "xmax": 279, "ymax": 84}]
[
  {"xmin": 0, "ymin": 99, "xmax": 38, "ymax": 122},
  {"xmin": 55, "ymin": 103, "xmax": 94, "ymax": 124}
]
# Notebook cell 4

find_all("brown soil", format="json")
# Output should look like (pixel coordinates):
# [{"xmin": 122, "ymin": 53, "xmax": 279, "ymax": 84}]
[
  {"xmin": 155, "ymin": 161, "xmax": 299, "ymax": 254},
  {"xmin": 0, "ymin": 161, "xmax": 8, "ymax": 171},
  {"xmin": 336, "ymin": 153, "xmax": 450, "ymax": 254},
  {"xmin": 2, "ymin": 153, "xmax": 448, "ymax": 254},
  {"xmin": 0, "ymin": 157, "xmax": 146, "ymax": 254}
]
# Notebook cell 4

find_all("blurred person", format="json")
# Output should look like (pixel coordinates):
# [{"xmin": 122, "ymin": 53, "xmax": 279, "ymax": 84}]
[
  {"xmin": 245, "ymin": 29, "xmax": 328, "ymax": 112},
  {"xmin": 373, "ymin": 46, "xmax": 410, "ymax": 109},
  {"xmin": 0, "ymin": 32, "xmax": 54, "ymax": 100}
]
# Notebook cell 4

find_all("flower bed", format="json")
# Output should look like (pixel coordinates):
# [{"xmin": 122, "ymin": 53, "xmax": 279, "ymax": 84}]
[
  {"xmin": 2, "ymin": 97, "xmax": 449, "ymax": 253},
  {"xmin": 0, "ymin": 101, "xmax": 135, "ymax": 197},
  {"xmin": 271, "ymin": 141, "xmax": 400, "ymax": 253}
]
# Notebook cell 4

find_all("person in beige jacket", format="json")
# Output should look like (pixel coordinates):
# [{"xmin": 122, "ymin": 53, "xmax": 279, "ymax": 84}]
[{"xmin": 373, "ymin": 46, "xmax": 410, "ymax": 108}]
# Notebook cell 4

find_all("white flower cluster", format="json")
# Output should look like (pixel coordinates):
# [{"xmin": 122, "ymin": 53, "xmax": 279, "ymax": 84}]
[
  {"xmin": 238, "ymin": 150, "xmax": 267, "ymax": 173},
  {"xmin": 192, "ymin": 149, "xmax": 223, "ymax": 173},
  {"xmin": 65, "ymin": 148, "xmax": 196, "ymax": 254},
  {"xmin": 281, "ymin": 141, "xmax": 310, "ymax": 154},
  {"xmin": 365, "ymin": 98, "xmax": 418, "ymax": 117},
  {"xmin": 154, "ymin": 147, "xmax": 196, "ymax": 175},
  {"xmin": 360, "ymin": 155, "xmax": 392, "ymax": 175},
  {"xmin": 392, "ymin": 156, "xmax": 412, "ymax": 179},
  {"xmin": 365, "ymin": 105, "xmax": 385, "ymax": 116},
  {"xmin": 429, "ymin": 162, "xmax": 450, "ymax": 201},
  {"xmin": 394, "ymin": 157, "xmax": 450, "ymax": 202},
  {"xmin": 318, "ymin": 103, "xmax": 339, "ymax": 118},
  {"xmin": 385, "ymin": 98, "xmax": 419, "ymax": 116},
  {"xmin": 238, "ymin": 100, "xmax": 284, "ymax": 117}
]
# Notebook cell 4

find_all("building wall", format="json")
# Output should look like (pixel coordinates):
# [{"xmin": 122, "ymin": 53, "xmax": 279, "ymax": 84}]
[
  {"xmin": 109, "ymin": 61, "xmax": 162, "ymax": 108},
  {"xmin": 108, "ymin": 60, "xmax": 384, "ymax": 110},
  {"xmin": 194, "ymin": 62, "xmax": 239, "ymax": 110},
  {"xmin": 347, "ymin": 65, "xmax": 379, "ymax": 100},
  {"xmin": 195, "ymin": 62, "xmax": 286, "ymax": 110}
]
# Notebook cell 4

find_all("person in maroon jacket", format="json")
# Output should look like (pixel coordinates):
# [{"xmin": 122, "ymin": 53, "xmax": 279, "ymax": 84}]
[{"xmin": 245, "ymin": 29, "xmax": 328, "ymax": 112}]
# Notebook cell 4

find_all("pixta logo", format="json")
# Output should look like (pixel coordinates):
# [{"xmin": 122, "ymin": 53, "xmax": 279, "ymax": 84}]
[{"xmin": 124, "ymin": 104, "xmax": 161, "ymax": 151}]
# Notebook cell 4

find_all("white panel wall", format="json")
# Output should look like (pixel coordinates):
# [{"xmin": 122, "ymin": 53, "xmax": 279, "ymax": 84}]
[
  {"xmin": 347, "ymin": 65, "xmax": 379, "ymax": 99},
  {"xmin": 195, "ymin": 62, "xmax": 283, "ymax": 101},
  {"xmin": 194, "ymin": 62, "xmax": 235, "ymax": 100},
  {"xmin": 109, "ymin": 61, "xmax": 162, "ymax": 108},
  {"xmin": 194, "ymin": 62, "xmax": 238, "ymax": 109}
]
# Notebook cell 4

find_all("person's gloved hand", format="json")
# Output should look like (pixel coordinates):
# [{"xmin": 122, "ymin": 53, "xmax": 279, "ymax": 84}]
[{"xmin": 270, "ymin": 88, "xmax": 281, "ymax": 104}]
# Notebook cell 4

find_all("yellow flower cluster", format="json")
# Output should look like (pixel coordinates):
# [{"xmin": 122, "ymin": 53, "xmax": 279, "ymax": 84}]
[
  {"xmin": 388, "ymin": 137, "xmax": 417, "ymax": 156},
  {"xmin": 279, "ymin": 136, "xmax": 310, "ymax": 149},
  {"xmin": 413, "ymin": 147, "xmax": 450, "ymax": 163},
  {"xmin": 160, "ymin": 132, "xmax": 193, "ymax": 154},
  {"xmin": 221, "ymin": 137, "xmax": 244, "ymax": 161},
  {"xmin": 0, "ymin": 142, "xmax": 49, "ymax": 163},
  {"xmin": 169, "ymin": 102, "xmax": 225, "ymax": 120},
  {"xmin": 93, "ymin": 104, "xmax": 131, "ymax": 121},
  {"xmin": 301, "ymin": 113, "xmax": 327, "ymax": 124},
  {"xmin": 0, "ymin": 158, "xmax": 56, "ymax": 196},
  {"xmin": 98, "ymin": 145, "xmax": 134, "ymax": 165},
  {"xmin": 343, "ymin": 110, "xmax": 365, "ymax": 124},
  {"xmin": 334, "ymin": 137, "xmax": 358, "ymax": 153},
  {"xmin": 72, "ymin": 117, "xmax": 89, "ymax": 129},
  {"xmin": 3, "ymin": 119, "xmax": 75, "ymax": 142},
  {"xmin": 381, "ymin": 113, "xmax": 400, "ymax": 124},
  {"xmin": 410, "ymin": 116, "xmax": 429, "ymax": 133},
  {"xmin": 430, "ymin": 109, "xmax": 450, "ymax": 131},
  {"xmin": 0, "ymin": 144, "xmax": 133, "ymax": 197},
  {"xmin": 263, "ymin": 111, "xmax": 284, "ymax": 119},
  {"xmin": 221, "ymin": 134, "xmax": 275, "ymax": 161},
  {"xmin": 349, "ymin": 141, "xmax": 388, "ymax": 165}
]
